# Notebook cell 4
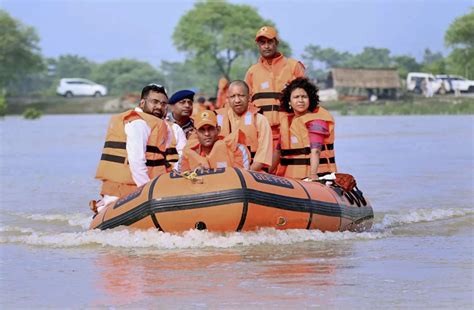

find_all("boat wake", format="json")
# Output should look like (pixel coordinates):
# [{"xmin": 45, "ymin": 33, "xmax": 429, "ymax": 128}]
[
  {"xmin": 372, "ymin": 207, "xmax": 473, "ymax": 231},
  {"xmin": 1, "ymin": 207, "xmax": 471, "ymax": 249}
]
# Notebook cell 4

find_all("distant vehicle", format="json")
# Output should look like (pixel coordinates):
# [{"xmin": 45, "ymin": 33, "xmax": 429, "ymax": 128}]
[
  {"xmin": 435, "ymin": 74, "xmax": 474, "ymax": 93},
  {"xmin": 56, "ymin": 78, "xmax": 107, "ymax": 98},
  {"xmin": 406, "ymin": 72, "xmax": 443, "ymax": 94}
]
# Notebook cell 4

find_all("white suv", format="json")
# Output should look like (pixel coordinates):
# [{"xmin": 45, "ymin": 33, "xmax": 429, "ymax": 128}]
[
  {"xmin": 435, "ymin": 75, "xmax": 474, "ymax": 93},
  {"xmin": 406, "ymin": 72, "xmax": 443, "ymax": 94},
  {"xmin": 56, "ymin": 78, "xmax": 108, "ymax": 98}
]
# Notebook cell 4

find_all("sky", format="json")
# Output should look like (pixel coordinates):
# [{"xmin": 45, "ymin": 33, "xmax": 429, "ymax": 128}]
[{"xmin": 1, "ymin": 0, "xmax": 472, "ymax": 67}]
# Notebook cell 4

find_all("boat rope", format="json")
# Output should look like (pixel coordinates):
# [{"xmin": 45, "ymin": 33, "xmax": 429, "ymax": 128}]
[{"xmin": 179, "ymin": 168, "xmax": 204, "ymax": 184}]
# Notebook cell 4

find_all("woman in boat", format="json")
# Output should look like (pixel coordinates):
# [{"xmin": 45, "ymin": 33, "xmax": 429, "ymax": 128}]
[{"xmin": 277, "ymin": 77, "xmax": 337, "ymax": 180}]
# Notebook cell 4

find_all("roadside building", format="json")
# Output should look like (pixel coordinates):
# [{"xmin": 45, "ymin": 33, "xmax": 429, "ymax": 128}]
[{"xmin": 327, "ymin": 68, "xmax": 401, "ymax": 101}]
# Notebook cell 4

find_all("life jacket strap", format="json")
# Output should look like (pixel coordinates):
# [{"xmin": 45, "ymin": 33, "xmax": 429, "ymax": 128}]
[{"xmin": 252, "ymin": 92, "xmax": 282, "ymax": 101}]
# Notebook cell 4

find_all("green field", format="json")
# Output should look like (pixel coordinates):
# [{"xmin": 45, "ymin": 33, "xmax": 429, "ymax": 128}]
[{"xmin": 323, "ymin": 96, "xmax": 474, "ymax": 115}]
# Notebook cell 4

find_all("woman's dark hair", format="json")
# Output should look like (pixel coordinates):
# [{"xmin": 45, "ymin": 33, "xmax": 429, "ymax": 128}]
[{"xmin": 280, "ymin": 77, "xmax": 319, "ymax": 113}]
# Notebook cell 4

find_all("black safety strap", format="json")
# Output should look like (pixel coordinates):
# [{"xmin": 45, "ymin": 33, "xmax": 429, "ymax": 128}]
[
  {"xmin": 257, "ymin": 105, "xmax": 280, "ymax": 113},
  {"xmin": 252, "ymin": 92, "xmax": 282, "ymax": 101}
]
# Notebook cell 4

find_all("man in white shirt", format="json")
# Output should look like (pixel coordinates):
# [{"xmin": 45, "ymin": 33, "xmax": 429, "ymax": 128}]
[
  {"xmin": 93, "ymin": 84, "xmax": 169, "ymax": 213},
  {"xmin": 149, "ymin": 86, "xmax": 187, "ymax": 172}
]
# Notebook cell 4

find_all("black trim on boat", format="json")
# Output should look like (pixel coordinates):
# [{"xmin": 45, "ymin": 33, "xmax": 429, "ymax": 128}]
[
  {"xmin": 294, "ymin": 180, "xmax": 313, "ymax": 229},
  {"xmin": 234, "ymin": 168, "xmax": 248, "ymax": 232},
  {"xmin": 148, "ymin": 175, "xmax": 163, "ymax": 231},
  {"xmin": 95, "ymin": 187, "xmax": 374, "ymax": 230}
]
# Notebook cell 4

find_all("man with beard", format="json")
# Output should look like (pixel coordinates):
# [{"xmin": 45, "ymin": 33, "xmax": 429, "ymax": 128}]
[
  {"xmin": 148, "ymin": 86, "xmax": 187, "ymax": 172},
  {"xmin": 92, "ymin": 84, "xmax": 168, "ymax": 213}
]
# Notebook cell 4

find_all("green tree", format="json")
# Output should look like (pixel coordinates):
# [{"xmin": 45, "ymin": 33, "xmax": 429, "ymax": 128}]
[
  {"xmin": 344, "ymin": 47, "xmax": 392, "ymax": 68},
  {"xmin": 445, "ymin": 8, "xmax": 474, "ymax": 78},
  {"xmin": 161, "ymin": 60, "xmax": 198, "ymax": 94},
  {"xmin": 422, "ymin": 48, "xmax": 443, "ymax": 65},
  {"xmin": 302, "ymin": 45, "xmax": 352, "ymax": 81},
  {"xmin": 53, "ymin": 54, "xmax": 96, "ymax": 79},
  {"xmin": 392, "ymin": 55, "xmax": 422, "ymax": 78},
  {"xmin": 303, "ymin": 45, "xmax": 352, "ymax": 69},
  {"xmin": 422, "ymin": 58, "xmax": 447, "ymax": 75},
  {"xmin": 173, "ymin": 0, "xmax": 288, "ymax": 82},
  {"xmin": 0, "ymin": 10, "xmax": 44, "ymax": 91},
  {"xmin": 92, "ymin": 59, "xmax": 165, "ymax": 95}
]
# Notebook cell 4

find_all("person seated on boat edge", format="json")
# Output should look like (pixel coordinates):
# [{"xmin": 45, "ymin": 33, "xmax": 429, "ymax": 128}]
[
  {"xmin": 92, "ymin": 84, "xmax": 169, "ymax": 213},
  {"xmin": 180, "ymin": 110, "xmax": 251, "ymax": 172},
  {"xmin": 166, "ymin": 89, "xmax": 195, "ymax": 139},
  {"xmin": 150, "ymin": 86, "xmax": 187, "ymax": 173},
  {"xmin": 217, "ymin": 80, "xmax": 272, "ymax": 172},
  {"xmin": 276, "ymin": 77, "xmax": 337, "ymax": 181}
]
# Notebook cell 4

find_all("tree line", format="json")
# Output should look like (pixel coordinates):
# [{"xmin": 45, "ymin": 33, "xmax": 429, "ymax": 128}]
[{"xmin": 1, "ymin": 1, "xmax": 472, "ymax": 98}]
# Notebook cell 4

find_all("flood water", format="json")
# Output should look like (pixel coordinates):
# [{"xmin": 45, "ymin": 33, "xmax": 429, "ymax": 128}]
[{"xmin": 1, "ymin": 114, "xmax": 473, "ymax": 308}]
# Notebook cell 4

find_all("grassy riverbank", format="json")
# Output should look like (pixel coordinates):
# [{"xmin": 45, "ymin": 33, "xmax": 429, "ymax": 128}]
[
  {"xmin": 4, "ymin": 95, "xmax": 474, "ymax": 116},
  {"xmin": 323, "ymin": 96, "xmax": 474, "ymax": 115},
  {"xmin": 5, "ymin": 96, "xmax": 133, "ymax": 115}
]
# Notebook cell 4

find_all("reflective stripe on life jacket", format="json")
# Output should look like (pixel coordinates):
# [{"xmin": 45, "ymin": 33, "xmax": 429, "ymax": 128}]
[
  {"xmin": 95, "ymin": 110, "xmax": 168, "ymax": 195},
  {"xmin": 279, "ymin": 107, "xmax": 337, "ymax": 178}
]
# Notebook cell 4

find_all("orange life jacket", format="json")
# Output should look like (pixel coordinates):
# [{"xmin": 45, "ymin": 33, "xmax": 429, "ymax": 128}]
[
  {"xmin": 216, "ymin": 77, "xmax": 229, "ymax": 109},
  {"xmin": 279, "ymin": 107, "xmax": 337, "ymax": 178},
  {"xmin": 95, "ymin": 110, "xmax": 168, "ymax": 197},
  {"xmin": 165, "ymin": 121, "xmax": 179, "ymax": 172},
  {"xmin": 246, "ymin": 54, "xmax": 303, "ymax": 126},
  {"xmin": 184, "ymin": 139, "xmax": 235, "ymax": 170},
  {"xmin": 218, "ymin": 110, "xmax": 259, "ymax": 160}
]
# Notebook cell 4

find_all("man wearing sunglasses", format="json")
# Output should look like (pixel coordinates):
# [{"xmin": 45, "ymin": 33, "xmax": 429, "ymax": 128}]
[{"xmin": 93, "ymin": 84, "xmax": 169, "ymax": 213}]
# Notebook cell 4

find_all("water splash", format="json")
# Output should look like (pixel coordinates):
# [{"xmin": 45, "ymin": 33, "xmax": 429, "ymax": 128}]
[
  {"xmin": 373, "ymin": 207, "xmax": 473, "ymax": 231},
  {"xmin": 0, "ymin": 227, "xmax": 386, "ymax": 249},
  {"xmin": 1, "ymin": 207, "xmax": 471, "ymax": 249},
  {"xmin": 6, "ymin": 212, "xmax": 91, "ymax": 229}
]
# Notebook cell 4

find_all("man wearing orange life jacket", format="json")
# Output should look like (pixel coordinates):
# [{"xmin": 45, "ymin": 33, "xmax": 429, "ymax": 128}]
[
  {"xmin": 181, "ymin": 110, "xmax": 250, "ymax": 171},
  {"xmin": 278, "ymin": 77, "xmax": 337, "ymax": 180},
  {"xmin": 94, "ymin": 84, "xmax": 169, "ymax": 212},
  {"xmin": 149, "ymin": 86, "xmax": 187, "ymax": 173},
  {"xmin": 217, "ymin": 80, "xmax": 272, "ymax": 172},
  {"xmin": 245, "ymin": 25, "xmax": 305, "ymax": 171}
]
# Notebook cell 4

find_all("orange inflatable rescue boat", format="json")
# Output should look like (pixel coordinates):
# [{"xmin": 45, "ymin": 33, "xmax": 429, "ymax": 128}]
[{"xmin": 89, "ymin": 168, "xmax": 373, "ymax": 232}]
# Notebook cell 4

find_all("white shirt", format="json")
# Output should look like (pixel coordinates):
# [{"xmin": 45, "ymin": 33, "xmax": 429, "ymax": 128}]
[
  {"xmin": 102, "ymin": 107, "xmax": 153, "ymax": 209},
  {"xmin": 165, "ymin": 122, "xmax": 187, "ymax": 171},
  {"xmin": 124, "ymin": 107, "xmax": 152, "ymax": 187}
]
